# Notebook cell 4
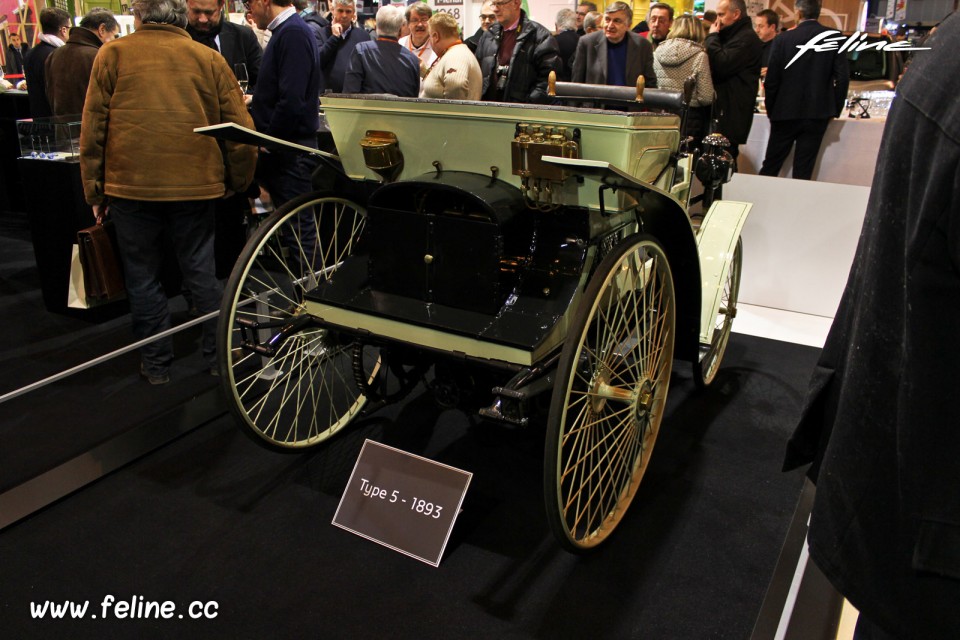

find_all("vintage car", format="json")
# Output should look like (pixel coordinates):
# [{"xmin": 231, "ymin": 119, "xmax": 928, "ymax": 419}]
[{"xmin": 210, "ymin": 81, "xmax": 750, "ymax": 552}]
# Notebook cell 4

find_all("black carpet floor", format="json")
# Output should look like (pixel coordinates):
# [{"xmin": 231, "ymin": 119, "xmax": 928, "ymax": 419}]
[
  {"xmin": 0, "ymin": 334, "xmax": 820, "ymax": 640},
  {"xmin": 0, "ymin": 229, "xmax": 219, "ymax": 491}
]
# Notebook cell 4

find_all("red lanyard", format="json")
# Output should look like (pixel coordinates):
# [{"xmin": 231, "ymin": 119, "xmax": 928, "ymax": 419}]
[{"xmin": 407, "ymin": 38, "xmax": 431, "ymax": 60}]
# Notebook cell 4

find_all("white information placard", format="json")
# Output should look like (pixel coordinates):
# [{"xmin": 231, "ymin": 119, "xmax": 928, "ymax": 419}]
[{"xmin": 332, "ymin": 440, "xmax": 472, "ymax": 567}]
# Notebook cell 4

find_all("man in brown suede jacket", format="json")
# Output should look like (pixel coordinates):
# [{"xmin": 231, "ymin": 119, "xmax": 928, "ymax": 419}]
[{"xmin": 80, "ymin": 0, "xmax": 256, "ymax": 385}]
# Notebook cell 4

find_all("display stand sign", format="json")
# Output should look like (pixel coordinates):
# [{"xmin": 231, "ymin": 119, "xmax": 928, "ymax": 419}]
[
  {"xmin": 332, "ymin": 440, "xmax": 472, "ymax": 567},
  {"xmin": 433, "ymin": 0, "xmax": 465, "ymax": 30}
]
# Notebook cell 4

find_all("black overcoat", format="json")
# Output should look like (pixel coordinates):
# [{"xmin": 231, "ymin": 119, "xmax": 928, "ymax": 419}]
[
  {"xmin": 785, "ymin": 15, "xmax": 960, "ymax": 637},
  {"xmin": 764, "ymin": 20, "xmax": 848, "ymax": 121},
  {"xmin": 704, "ymin": 15, "xmax": 761, "ymax": 144},
  {"xmin": 474, "ymin": 11, "xmax": 559, "ymax": 104}
]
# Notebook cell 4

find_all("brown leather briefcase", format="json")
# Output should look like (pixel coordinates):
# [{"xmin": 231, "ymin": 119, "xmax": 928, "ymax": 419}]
[{"xmin": 77, "ymin": 221, "xmax": 125, "ymax": 300}]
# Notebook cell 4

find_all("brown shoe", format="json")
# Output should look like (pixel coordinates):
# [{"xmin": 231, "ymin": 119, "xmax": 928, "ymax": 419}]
[{"xmin": 140, "ymin": 363, "xmax": 170, "ymax": 385}]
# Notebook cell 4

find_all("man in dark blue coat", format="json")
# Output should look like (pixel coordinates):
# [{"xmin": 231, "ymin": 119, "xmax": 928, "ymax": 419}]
[
  {"xmin": 249, "ymin": 0, "xmax": 321, "ymax": 206},
  {"xmin": 343, "ymin": 5, "xmax": 419, "ymax": 96},
  {"xmin": 317, "ymin": 0, "xmax": 371, "ymax": 94},
  {"xmin": 759, "ymin": 0, "xmax": 847, "ymax": 180}
]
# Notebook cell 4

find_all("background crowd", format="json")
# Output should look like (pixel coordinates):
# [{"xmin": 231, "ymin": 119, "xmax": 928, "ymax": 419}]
[{"xmin": 2, "ymin": 0, "xmax": 849, "ymax": 385}]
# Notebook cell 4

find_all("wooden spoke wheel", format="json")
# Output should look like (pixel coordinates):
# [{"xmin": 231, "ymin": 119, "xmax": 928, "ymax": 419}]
[
  {"xmin": 545, "ymin": 234, "xmax": 676, "ymax": 551},
  {"xmin": 217, "ymin": 194, "xmax": 371, "ymax": 450},
  {"xmin": 693, "ymin": 238, "xmax": 741, "ymax": 388}
]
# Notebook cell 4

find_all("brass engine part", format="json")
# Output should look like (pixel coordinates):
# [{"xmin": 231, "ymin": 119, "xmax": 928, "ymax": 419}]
[{"xmin": 511, "ymin": 123, "xmax": 581, "ymax": 210}]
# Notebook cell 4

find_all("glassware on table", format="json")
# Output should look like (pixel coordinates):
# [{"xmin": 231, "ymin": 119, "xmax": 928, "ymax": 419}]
[{"xmin": 234, "ymin": 63, "xmax": 249, "ymax": 94}]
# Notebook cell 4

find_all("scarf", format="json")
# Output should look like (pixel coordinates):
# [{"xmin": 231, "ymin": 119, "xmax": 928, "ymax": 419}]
[
  {"xmin": 38, "ymin": 33, "xmax": 65, "ymax": 47},
  {"xmin": 186, "ymin": 17, "xmax": 224, "ymax": 51}
]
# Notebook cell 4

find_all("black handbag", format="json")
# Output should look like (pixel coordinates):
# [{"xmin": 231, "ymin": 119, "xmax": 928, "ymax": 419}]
[{"xmin": 77, "ymin": 221, "xmax": 125, "ymax": 300}]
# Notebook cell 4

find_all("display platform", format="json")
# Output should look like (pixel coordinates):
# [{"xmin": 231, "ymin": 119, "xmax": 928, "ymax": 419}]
[
  {"xmin": 729, "ymin": 173, "xmax": 870, "ymax": 319},
  {"xmin": 739, "ymin": 113, "xmax": 885, "ymax": 187},
  {"xmin": 0, "ymin": 333, "xmax": 821, "ymax": 639}
]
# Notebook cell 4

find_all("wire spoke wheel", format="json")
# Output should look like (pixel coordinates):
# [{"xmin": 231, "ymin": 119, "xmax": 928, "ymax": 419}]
[
  {"xmin": 693, "ymin": 238, "xmax": 741, "ymax": 388},
  {"xmin": 217, "ymin": 194, "xmax": 369, "ymax": 450},
  {"xmin": 545, "ymin": 234, "xmax": 676, "ymax": 551}
]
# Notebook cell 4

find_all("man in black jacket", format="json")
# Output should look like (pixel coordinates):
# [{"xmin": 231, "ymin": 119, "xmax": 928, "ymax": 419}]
[
  {"xmin": 575, "ymin": 2, "xmax": 597, "ymax": 36},
  {"xmin": 465, "ymin": 1, "xmax": 495, "ymax": 53},
  {"xmin": 187, "ymin": 0, "xmax": 264, "ymax": 277},
  {"xmin": 759, "ymin": 0, "xmax": 847, "ymax": 180},
  {"xmin": 22, "ymin": 7, "xmax": 71, "ymax": 118},
  {"xmin": 186, "ymin": 0, "xmax": 263, "ymax": 90},
  {"xmin": 705, "ymin": 0, "xmax": 762, "ymax": 159},
  {"xmin": 474, "ymin": 0, "xmax": 559, "ymax": 104}
]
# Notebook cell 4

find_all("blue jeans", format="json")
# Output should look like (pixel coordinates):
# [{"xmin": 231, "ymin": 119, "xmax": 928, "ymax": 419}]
[{"xmin": 110, "ymin": 198, "xmax": 221, "ymax": 376}]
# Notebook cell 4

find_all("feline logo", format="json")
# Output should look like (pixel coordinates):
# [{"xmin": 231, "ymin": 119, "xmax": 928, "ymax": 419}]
[{"xmin": 786, "ymin": 30, "xmax": 931, "ymax": 69}]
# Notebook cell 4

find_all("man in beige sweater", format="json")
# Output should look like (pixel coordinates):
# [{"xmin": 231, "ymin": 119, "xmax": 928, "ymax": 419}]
[{"xmin": 421, "ymin": 12, "xmax": 482, "ymax": 100}]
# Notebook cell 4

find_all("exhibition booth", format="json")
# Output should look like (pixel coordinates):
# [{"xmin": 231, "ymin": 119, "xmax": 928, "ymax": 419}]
[
  {"xmin": 0, "ymin": 1, "xmax": 900, "ymax": 637},
  {"xmin": 0, "ymin": 102, "xmax": 873, "ymax": 640}
]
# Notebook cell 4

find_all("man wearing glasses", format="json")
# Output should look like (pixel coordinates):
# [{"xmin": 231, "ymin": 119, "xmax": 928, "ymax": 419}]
[
  {"xmin": 22, "ymin": 7, "xmax": 71, "ymax": 118},
  {"xmin": 465, "ymin": 0, "xmax": 495, "ymax": 54},
  {"xmin": 399, "ymin": 3, "xmax": 436, "ymax": 72},
  {"xmin": 576, "ymin": 2, "xmax": 597, "ymax": 36},
  {"xmin": 474, "ymin": 0, "xmax": 559, "ymax": 104}
]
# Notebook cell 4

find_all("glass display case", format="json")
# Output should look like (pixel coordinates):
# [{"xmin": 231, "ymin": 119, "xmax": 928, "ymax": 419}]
[{"xmin": 16, "ymin": 116, "xmax": 82, "ymax": 162}]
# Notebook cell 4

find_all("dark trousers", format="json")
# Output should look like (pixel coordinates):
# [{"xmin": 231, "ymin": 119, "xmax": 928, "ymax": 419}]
[
  {"xmin": 111, "ymin": 198, "xmax": 221, "ymax": 376},
  {"xmin": 255, "ymin": 149, "xmax": 319, "ymax": 209},
  {"xmin": 214, "ymin": 193, "xmax": 252, "ymax": 279},
  {"xmin": 256, "ymin": 150, "xmax": 321, "ymax": 268},
  {"xmin": 759, "ymin": 118, "xmax": 830, "ymax": 180}
]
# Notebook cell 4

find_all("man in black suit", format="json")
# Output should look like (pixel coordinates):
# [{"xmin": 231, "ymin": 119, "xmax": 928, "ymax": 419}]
[
  {"xmin": 187, "ymin": 0, "xmax": 264, "ymax": 277},
  {"xmin": 571, "ymin": 1, "xmax": 656, "ymax": 89},
  {"xmin": 760, "ymin": 0, "xmax": 848, "ymax": 180},
  {"xmin": 187, "ymin": 0, "xmax": 263, "ymax": 90},
  {"xmin": 5, "ymin": 32, "xmax": 29, "ymax": 75},
  {"xmin": 22, "ymin": 7, "xmax": 71, "ymax": 118}
]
